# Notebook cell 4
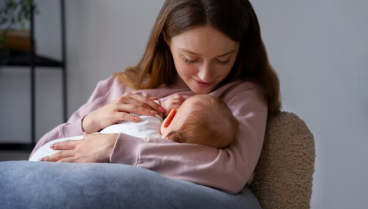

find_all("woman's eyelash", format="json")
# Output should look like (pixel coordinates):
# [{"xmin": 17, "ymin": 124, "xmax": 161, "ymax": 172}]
[
  {"xmin": 216, "ymin": 59, "xmax": 230, "ymax": 65},
  {"xmin": 181, "ymin": 55, "xmax": 197, "ymax": 65},
  {"xmin": 180, "ymin": 54, "xmax": 230, "ymax": 65}
]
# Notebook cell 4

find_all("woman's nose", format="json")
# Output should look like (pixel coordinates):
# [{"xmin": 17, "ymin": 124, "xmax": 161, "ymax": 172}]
[{"xmin": 198, "ymin": 62, "xmax": 213, "ymax": 82}]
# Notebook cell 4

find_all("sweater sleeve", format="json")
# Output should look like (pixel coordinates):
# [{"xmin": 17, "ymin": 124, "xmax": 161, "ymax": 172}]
[
  {"xmin": 110, "ymin": 83, "xmax": 268, "ymax": 194},
  {"xmin": 30, "ymin": 76, "xmax": 117, "ymax": 158}
]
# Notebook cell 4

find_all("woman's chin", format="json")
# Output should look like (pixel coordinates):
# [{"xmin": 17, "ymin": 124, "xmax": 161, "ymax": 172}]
[{"xmin": 190, "ymin": 86, "xmax": 213, "ymax": 94}]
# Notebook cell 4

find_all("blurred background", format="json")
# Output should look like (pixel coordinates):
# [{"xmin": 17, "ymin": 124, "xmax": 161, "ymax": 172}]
[{"xmin": 0, "ymin": 0, "xmax": 367, "ymax": 208}]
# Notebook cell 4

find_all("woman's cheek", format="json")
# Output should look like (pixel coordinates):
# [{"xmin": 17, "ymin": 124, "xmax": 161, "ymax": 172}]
[
  {"xmin": 173, "ymin": 55, "xmax": 189, "ymax": 76},
  {"xmin": 212, "ymin": 66, "xmax": 229, "ymax": 80},
  {"xmin": 177, "ymin": 64, "xmax": 196, "ymax": 78}
]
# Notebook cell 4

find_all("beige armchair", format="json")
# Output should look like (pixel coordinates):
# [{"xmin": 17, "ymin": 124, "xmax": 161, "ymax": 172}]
[{"xmin": 249, "ymin": 112, "xmax": 315, "ymax": 209}]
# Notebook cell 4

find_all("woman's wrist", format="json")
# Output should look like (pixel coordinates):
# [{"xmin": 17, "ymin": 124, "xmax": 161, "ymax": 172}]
[
  {"xmin": 82, "ymin": 114, "xmax": 98, "ymax": 133},
  {"xmin": 106, "ymin": 133, "xmax": 119, "ymax": 162}
]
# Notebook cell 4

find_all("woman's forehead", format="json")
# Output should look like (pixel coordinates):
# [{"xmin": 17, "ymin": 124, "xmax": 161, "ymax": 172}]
[{"xmin": 170, "ymin": 25, "xmax": 239, "ymax": 57}]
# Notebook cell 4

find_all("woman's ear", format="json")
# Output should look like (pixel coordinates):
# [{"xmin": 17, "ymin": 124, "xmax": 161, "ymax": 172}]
[
  {"xmin": 161, "ymin": 30, "xmax": 169, "ymax": 46},
  {"xmin": 162, "ymin": 108, "xmax": 177, "ymax": 128}
]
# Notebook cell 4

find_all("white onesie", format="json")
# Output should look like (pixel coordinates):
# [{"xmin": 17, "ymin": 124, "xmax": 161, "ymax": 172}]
[{"xmin": 29, "ymin": 115, "xmax": 163, "ymax": 161}]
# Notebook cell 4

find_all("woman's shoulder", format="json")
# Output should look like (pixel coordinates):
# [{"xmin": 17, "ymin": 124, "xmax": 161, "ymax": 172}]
[
  {"xmin": 212, "ymin": 80, "xmax": 262, "ymax": 98},
  {"xmin": 87, "ymin": 75, "xmax": 134, "ymax": 104},
  {"xmin": 212, "ymin": 80, "xmax": 267, "ymax": 111},
  {"xmin": 233, "ymin": 80, "xmax": 261, "ymax": 90},
  {"xmin": 96, "ymin": 75, "xmax": 128, "ymax": 90}
]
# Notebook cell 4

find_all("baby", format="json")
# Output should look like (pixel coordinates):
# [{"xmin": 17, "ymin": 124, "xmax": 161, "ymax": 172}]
[
  {"xmin": 161, "ymin": 94, "xmax": 238, "ymax": 147},
  {"xmin": 29, "ymin": 94, "xmax": 238, "ymax": 161}
]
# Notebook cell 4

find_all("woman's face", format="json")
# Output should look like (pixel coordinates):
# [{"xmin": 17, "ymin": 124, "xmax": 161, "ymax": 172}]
[{"xmin": 166, "ymin": 25, "xmax": 239, "ymax": 94}]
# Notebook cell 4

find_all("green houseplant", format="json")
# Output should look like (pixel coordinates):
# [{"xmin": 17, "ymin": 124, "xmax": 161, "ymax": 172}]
[{"xmin": 0, "ymin": 0, "xmax": 37, "ymax": 65}]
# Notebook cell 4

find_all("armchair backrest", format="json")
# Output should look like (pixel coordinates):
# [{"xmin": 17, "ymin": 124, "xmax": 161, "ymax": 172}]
[{"xmin": 249, "ymin": 112, "xmax": 315, "ymax": 209}]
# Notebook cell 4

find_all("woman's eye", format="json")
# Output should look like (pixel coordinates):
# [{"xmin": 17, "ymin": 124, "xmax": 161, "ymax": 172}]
[
  {"xmin": 215, "ymin": 59, "xmax": 230, "ymax": 65},
  {"xmin": 181, "ymin": 55, "xmax": 197, "ymax": 65}
]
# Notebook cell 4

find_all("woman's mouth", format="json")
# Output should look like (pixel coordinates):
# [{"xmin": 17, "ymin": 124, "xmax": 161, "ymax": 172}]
[{"xmin": 193, "ymin": 79, "xmax": 214, "ymax": 88}]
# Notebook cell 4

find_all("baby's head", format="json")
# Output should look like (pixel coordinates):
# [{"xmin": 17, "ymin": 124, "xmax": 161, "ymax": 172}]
[{"xmin": 161, "ymin": 95, "xmax": 238, "ymax": 148}]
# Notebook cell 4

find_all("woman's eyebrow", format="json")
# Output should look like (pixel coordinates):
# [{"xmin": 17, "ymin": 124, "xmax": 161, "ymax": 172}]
[{"xmin": 179, "ymin": 48, "xmax": 236, "ymax": 57}]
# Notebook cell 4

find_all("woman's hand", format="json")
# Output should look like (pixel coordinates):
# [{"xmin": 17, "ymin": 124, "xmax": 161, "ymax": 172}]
[
  {"xmin": 83, "ymin": 92, "xmax": 165, "ymax": 133},
  {"xmin": 161, "ymin": 94, "xmax": 185, "ymax": 116},
  {"xmin": 39, "ymin": 133, "xmax": 118, "ymax": 163}
]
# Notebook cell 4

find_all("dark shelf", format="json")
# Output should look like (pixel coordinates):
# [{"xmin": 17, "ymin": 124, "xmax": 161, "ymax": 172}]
[
  {"xmin": 0, "ymin": 0, "xmax": 67, "ymax": 152},
  {"xmin": 3, "ymin": 50, "xmax": 64, "ymax": 68},
  {"xmin": 0, "ymin": 143, "xmax": 34, "ymax": 151}
]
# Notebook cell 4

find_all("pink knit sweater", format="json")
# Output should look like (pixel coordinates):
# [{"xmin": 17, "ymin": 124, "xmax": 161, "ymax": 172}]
[{"xmin": 30, "ymin": 76, "xmax": 268, "ymax": 194}]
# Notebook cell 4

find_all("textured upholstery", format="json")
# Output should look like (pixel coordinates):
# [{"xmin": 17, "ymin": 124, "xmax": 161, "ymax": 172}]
[{"xmin": 249, "ymin": 112, "xmax": 315, "ymax": 209}]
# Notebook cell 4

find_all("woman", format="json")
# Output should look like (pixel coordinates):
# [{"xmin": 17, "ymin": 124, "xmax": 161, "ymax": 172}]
[{"xmin": 31, "ymin": 0, "xmax": 281, "ymax": 194}]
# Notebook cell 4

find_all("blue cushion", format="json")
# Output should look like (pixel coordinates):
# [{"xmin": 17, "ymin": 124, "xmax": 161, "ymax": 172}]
[{"xmin": 0, "ymin": 161, "xmax": 261, "ymax": 209}]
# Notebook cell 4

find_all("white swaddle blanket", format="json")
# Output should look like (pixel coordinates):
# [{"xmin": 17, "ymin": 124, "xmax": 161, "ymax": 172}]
[{"xmin": 29, "ymin": 115, "xmax": 163, "ymax": 161}]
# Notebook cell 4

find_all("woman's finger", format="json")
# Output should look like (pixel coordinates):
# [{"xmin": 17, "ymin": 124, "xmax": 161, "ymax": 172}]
[
  {"xmin": 117, "ymin": 104, "xmax": 157, "ymax": 117},
  {"xmin": 57, "ymin": 157, "xmax": 78, "ymax": 163},
  {"xmin": 51, "ymin": 140, "xmax": 81, "ymax": 150},
  {"xmin": 40, "ymin": 150, "xmax": 74, "ymax": 162},
  {"xmin": 126, "ymin": 93, "xmax": 165, "ymax": 113},
  {"xmin": 117, "ymin": 96, "xmax": 152, "ymax": 110},
  {"xmin": 114, "ymin": 111, "xmax": 141, "ymax": 122}
]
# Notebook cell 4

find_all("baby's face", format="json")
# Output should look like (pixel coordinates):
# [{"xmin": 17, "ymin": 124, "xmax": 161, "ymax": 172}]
[{"xmin": 160, "ymin": 96, "xmax": 199, "ymax": 139}]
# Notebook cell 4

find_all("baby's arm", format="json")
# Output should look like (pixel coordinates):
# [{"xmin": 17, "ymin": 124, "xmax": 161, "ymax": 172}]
[{"xmin": 161, "ymin": 94, "xmax": 185, "ymax": 117}]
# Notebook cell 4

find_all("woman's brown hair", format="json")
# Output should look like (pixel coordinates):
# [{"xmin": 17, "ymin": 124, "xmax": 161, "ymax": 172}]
[{"xmin": 115, "ymin": 0, "xmax": 281, "ymax": 114}]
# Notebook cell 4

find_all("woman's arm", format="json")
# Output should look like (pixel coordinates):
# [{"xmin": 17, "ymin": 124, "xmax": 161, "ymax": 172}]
[
  {"xmin": 30, "ymin": 77, "xmax": 117, "ymax": 157},
  {"xmin": 110, "ymin": 82, "xmax": 268, "ymax": 194},
  {"xmin": 31, "ymin": 76, "xmax": 164, "ymax": 158}
]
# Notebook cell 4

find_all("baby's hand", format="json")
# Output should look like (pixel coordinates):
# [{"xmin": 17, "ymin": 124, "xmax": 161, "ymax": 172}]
[{"xmin": 161, "ymin": 94, "xmax": 185, "ymax": 117}]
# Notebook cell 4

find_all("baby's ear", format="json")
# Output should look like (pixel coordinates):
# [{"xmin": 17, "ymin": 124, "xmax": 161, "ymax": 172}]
[{"xmin": 162, "ymin": 109, "xmax": 177, "ymax": 128}]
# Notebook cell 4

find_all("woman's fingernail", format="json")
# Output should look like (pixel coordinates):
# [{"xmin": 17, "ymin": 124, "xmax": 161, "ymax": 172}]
[
  {"xmin": 50, "ymin": 144, "xmax": 54, "ymax": 149},
  {"xmin": 134, "ymin": 116, "xmax": 140, "ymax": 121},
  {"xmin": 150, "ymin": 110, "xmax": 157, "ymax": 115},
  {"xmin": 39, "ymin": 158, "xmax": 43, "ymax": 161}
]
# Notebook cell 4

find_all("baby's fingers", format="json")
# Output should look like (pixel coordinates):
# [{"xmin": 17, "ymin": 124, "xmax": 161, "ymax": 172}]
[
  {"xmin": 173, "ymin": 94, "xmax": 185, "ymax": 101},
  {"xmin": 172, "ymin": 98, "xmax": 185, "ymax": 105}
]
